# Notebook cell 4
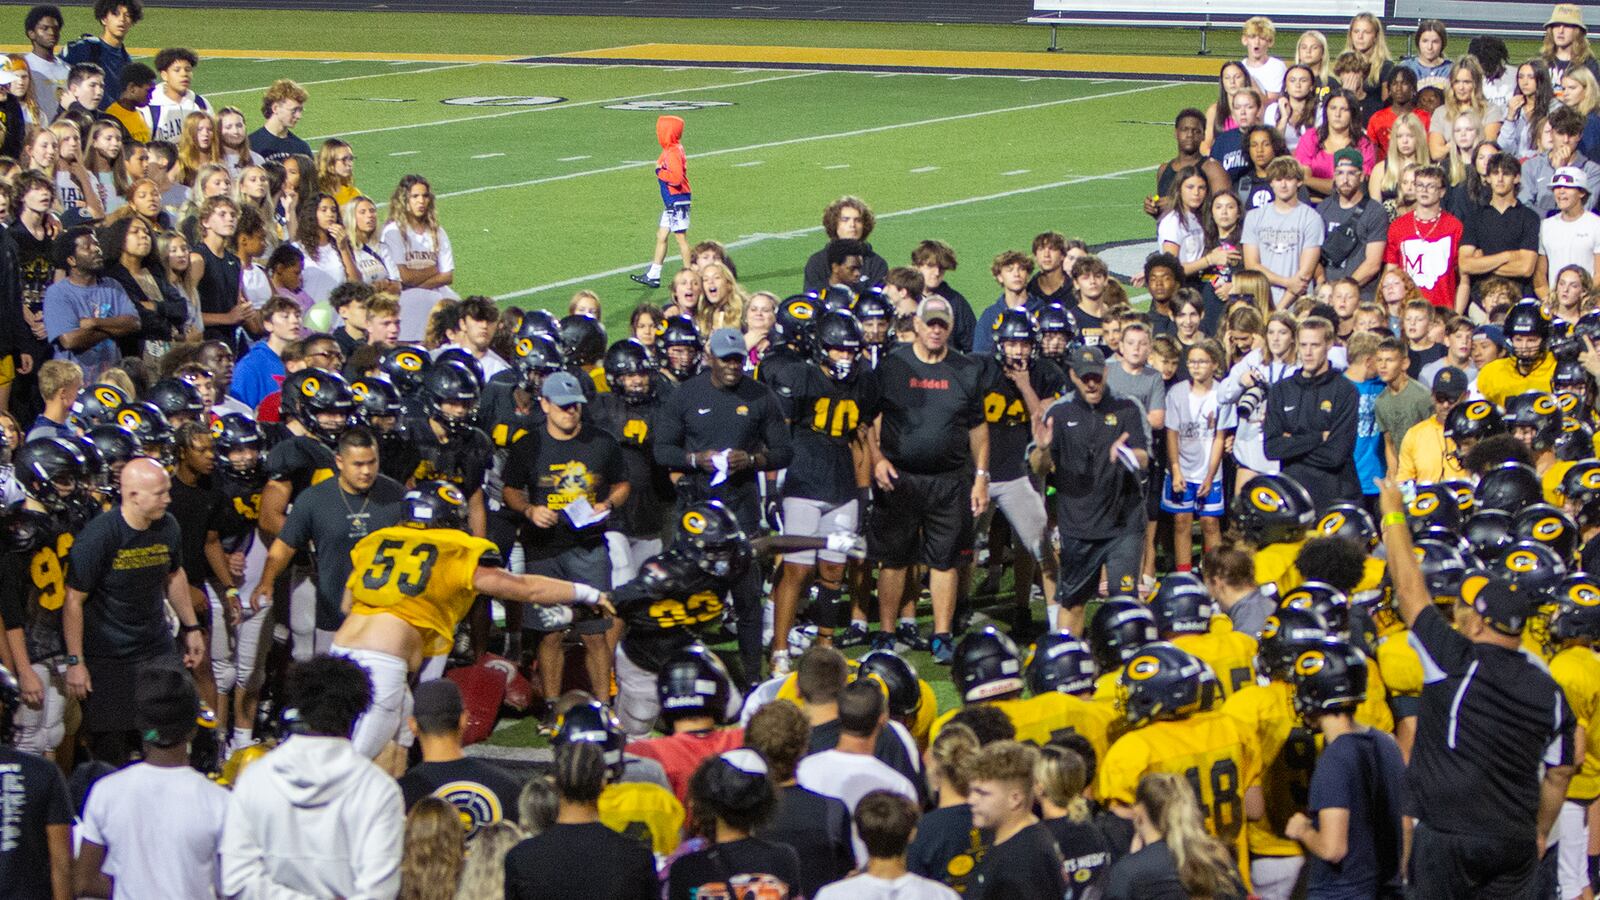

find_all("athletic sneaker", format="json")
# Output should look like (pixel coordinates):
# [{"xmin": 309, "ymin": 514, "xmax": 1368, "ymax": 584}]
[
  {"xmin": 930, "ymin": 633, "xmax": 955, "ymax": 665},
  {"xmin": 870, "ymin": 630, "xmax": 895, "ymax": 653},
  {"xmin": 838, "ymin": 621, "xmax": 870, "ymax": 648},
  {"xmin": 629, "ymin": 273, "xmax": 661, "ymax": 288},
  {"xmin": 895, "ymin": 621, "xmax": 929, "ymax": 651}
]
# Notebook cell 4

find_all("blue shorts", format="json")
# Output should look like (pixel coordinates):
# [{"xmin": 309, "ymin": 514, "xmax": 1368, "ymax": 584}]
[
  {"xmin": 1159, "ymin": 473, "xmax": 1225, "ymax": 517},
  {"xmin": 659, "ymin": 200, "xmax": 690, "ymax": 233}
]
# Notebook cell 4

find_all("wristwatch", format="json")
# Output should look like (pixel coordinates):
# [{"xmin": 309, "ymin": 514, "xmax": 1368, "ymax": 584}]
[
  {"xmin": 65, "ymin": 655, "xmax": 80, "ymax": 666},
  {"xmin": 974, "ymin": 468, "xmax": 990, "ymax": 479}
]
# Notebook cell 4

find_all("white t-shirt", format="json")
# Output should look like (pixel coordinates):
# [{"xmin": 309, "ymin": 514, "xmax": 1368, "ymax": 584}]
[
  {"xmin": 354, "ymin": 241, "xmax": 399, "ymax": 285},
  {"xmin": 816, "ymin": 872, "xmax": 961, "ymax": 900},
  {"xmin": 293, "ymin": 241, "xmax": 349, "ymax": 305},
  {"xmin": 1243, "ymin": 56, "xmax": 1288, "ymax": 95},
  {"xmin": 25, "ymin": 52, "xmax": 68, "ymax": 121},
  {"xmin": 796, "ymin": 749, "xmax": 919, "ymax": 864},
  {"xmin": 242, "ymin": 262, "xmax": 272, "ymax": 307},
  {"xmin": 1539, "ymin": 210, "xmax": 1600, "ymax": 288},
  {"xmin": 1157, "ymin": 210, "xmax": 1205, "ymax": 264},
  {"xmin": 1263, "ymin": 101, "xmax": 1321, "ymax": 151},
  {"xmin": 1166, "ymin": 379, "xmax": 1221, "ymax": 478},
  {"xmin": 146, "ymin": 88, "xmax": 210, "ymax": 143},
  {"xmin": 79, "ymin": 762, "xmax": 230, "ymax": 900},
  {"xmin": 221, "ymin": 148, "xmax": 266, "ymax": 181},
  {"xmin": 380, "ymin": 221, "xmax": 454, "ymax": 274}
]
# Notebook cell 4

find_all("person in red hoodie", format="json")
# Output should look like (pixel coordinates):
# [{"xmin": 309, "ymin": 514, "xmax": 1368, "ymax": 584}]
[{"xmin": 631, "ymin": 115, "xmax": 692, "ymax": 289}]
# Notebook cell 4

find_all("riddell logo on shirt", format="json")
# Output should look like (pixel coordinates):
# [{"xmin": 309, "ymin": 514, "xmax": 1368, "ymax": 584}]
[{"xmin": 909, "ymin": 377, "xmax": 949, "ymax": 390}]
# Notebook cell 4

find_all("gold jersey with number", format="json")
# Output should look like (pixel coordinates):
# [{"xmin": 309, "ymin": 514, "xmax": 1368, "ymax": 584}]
[
  {"xmin": 1370, "ymin": 606, "xmax": 1424, "ymax": 714},
  {"xmin": 1097, "ymin": 709, "xmax": 1259, "ymax": 842},
  {"xmin": 930, "ymin": 693, "xmax": 1117, "ymax": 762},
  {"xmin": 1174, "ymin": 617, "xmax": 1259, "ymax": 699},
  {"xmin": 1551, "ymin": 645, "xmax": 1600, "ymax": 801},
  {"xmin": 1223, "ymin": 681, "xmax": 1318, "ymax": 858},
  {"xmin": 345, "ymin": 525, "xmax": 499, "ymax": 657},
  {"xmin": 599, "ymin": 781, "xmax": 684, "ymax": 855}
]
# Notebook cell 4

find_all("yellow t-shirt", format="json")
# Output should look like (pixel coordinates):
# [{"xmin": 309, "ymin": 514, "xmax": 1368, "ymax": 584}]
[
  {"xmin": 330, "ymin": 184, "xmax": 363, "ymax": 208},
  {"xmin": 599, "ymin": 782, "xmax": 685, "ymax": 855},
  {"xmin": 930, "ymin": 693, "xmax": 1117, "ymax": 762},
  {"xmin": 345, "ymin": 525, "xmax": 498, "ymax": 657},
  {"xmin": 107, "ymin": 101, "xmax": 151, "ymax": 143},
  {"xmin": 1477, "ymin": 354, "xmax": 1556, "ymax": 407},
  {"xmin": 1223, "ymin": 681, "xmax": 1317, "ymax": 858},
  {"xmin": 1397, "ymin": 416, "xmax": 1467, "ymax": 483},
  {"xmin": 1551, "ymin": 645, "xmax": 1600, "ymax": 801},
  {"xmin": 1174, "ymin": 616, "xmax": 1259, "ymax": 699},
  {"xmin": 1355, "ymin": 658, "xmax": 1394, "ymax": 734},
  {"xmin": 1254, "ymin": 539, "xmax": 1307, "ymax": 596}
]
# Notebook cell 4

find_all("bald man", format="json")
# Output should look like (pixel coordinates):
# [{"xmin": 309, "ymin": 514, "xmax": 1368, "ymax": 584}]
[{"xmin": 64, "ymin": 458, "xmax": 208, "ymax": 764}]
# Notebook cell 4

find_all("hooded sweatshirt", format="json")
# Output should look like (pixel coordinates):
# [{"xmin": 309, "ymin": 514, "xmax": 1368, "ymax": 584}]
[
  {"xmin": 1262, "ymin": 363, "xmax": 1361, "ymax": 503},
  {"xmin": 220, "ymin": 735, "xmax": 404, "ymax": 900},
  {"xmin": 656, "ymin": 115, "xmax": 690, "ymax": 205}
]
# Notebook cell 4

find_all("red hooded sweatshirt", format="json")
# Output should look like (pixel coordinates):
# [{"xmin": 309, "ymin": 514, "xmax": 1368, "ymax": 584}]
[{"xmin": 655, "ymin": 114, "xmax": 690, "ymax": 201}]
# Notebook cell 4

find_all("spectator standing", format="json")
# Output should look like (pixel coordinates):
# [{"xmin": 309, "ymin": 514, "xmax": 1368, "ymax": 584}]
[
  {"xmin": 912, "ymin": 240, "xmax": 976, "ymax": 354},
  {"xmin": 1102, "ymin": 774, "xmax": 1246, "ymax": 900},
  {"xmin": 1366, "ymin": 68, "xmax": 1430, "ymax": 158},
  {"xmin": 797, "ymin": 681, "xmax": 920, "ymax": 864},
  {"xmin": 1520, "ymin": 107, "xmax": 1600, "ymax": 216},
  {"xmin": 0, "ymin": 664, "xmax": 72, "ymax": 900},
  {"xmin": 1239, "ymin": 17, "xmax": 1286, "ymax": 99},
  {"xmin": 433, "ymin": 296, "xmax": 509, "ymax": 382},
  {"xmin": 248, "ymin": 79, "xmax": 310, "ymax": 161},
  {"xmin": 229, "ymin": 295, "xmax": 299, "ymax": 409},
  {"xmin": 1067, "ymin": 254, "xmax": 1112, "ymax": 346},
  {"xmin": 907, "ymin": 722, "xmax": 986, "ymax": 893},
  {"xmin": 145, "ymin": 48, "xmax": 207, "ymax": 143},
  {"xmin": 1383, "ymin": 165, "xmax": 1467, "ymax": 312},
  {"xmin": 1543, "ymin": 4, "xmax": 1599, "ymax": 85},
  {"xmin": 42, "ymin": 226, "xmax": 138, "ymax": 380},
  {"xmin": 1396, "ymin": 366, "xmax": 1470, "ymax": 482},
  {"xmin": 23, "ymin": 6, "xmax": 67, "ymax": 122},
  {"xmin": 1536, "ymin": 166, "xmax": 1600, "ymax": 298},
  {"xmin": 1145, "ymin": 108, "xmax": 1232, "ymax": 222},
  {"xmin": 1294, "ymin": 91, "xmax": 1375, "ymax": 198},
  {"xmin": 668, "ymin": 750, "xmax": 802, "ymax": 900},
  {"xmin": 817, "ymin": 792, "xmax": 960, "ymax": 900},
  {"xmin": 1243, "ymin": 156, "xmax": 1325, "ymax": 307},
  {"xmin": 1341, "ymin": 333, "xmax": 1386, "ymax": 513},
  {"xmin": 62, "ymin": 0, "xmax": 137, "ymax": 111},
  {"xmin": 221, "ymin": 655, "xmax": 405, "ymax": 900},
  {"xmin": 1027, "ymin": 232, "xmax": 1078, "ymax": 307},
  {"xmin": 1373, "ymin": 336, "xmax": 1435, "ymax": 475},
  {"xmin": 973, "ymin": 251, "xmax": 1035, "ymax": 353},
  {"xmin": 1218, "ymin": 311, "xmax": 1297, "ymax": 483},
  {"xmin": 1317, "ymin": 149, "xmax": 1388, "ymax": 298},
  {"xmin": 1264, "ymin": 317, "xmax": 1360, "ymax": 502},
  {"xmin": 803, "ymin": 196, "xmax": 889, "ymax": 293},
  {"xmin": 745, "ymin": 700, "xmax": 856, "ymax": 898},
  {"xmin": 1460, "ymin": 153, "xmax": 1540, "ymax": 302},
  {"xmin": 967, "ymin": 740, "xmax": 1066, "ymax": 900}
]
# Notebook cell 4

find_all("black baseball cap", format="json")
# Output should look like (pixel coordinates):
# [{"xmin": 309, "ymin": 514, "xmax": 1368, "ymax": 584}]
[
  {"xmin": 1069, "ymin": 346, "xmax": 1107, "ymax": 377},
  {"xmin": 1462, "ymin": 573, "xmax": 1533, "ymax": 635},
  {"xmin": 1432, "ymin": 366, "xmax": 1468, "ymax": 400}
]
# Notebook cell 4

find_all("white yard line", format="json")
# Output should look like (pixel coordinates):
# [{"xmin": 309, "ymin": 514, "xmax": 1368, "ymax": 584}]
[
  {"xmin": 494, "ymin": 164, "xmax": 1154, "ymax": 300},
  {"xmin": 206, "ymin": 61, "xmax": 495, "ymax": 98}
]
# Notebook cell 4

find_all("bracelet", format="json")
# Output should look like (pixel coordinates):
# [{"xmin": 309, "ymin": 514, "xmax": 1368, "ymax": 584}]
[{"xmin": 1381, "ymin": 512, "xmax": 1407, "ymax": 527}]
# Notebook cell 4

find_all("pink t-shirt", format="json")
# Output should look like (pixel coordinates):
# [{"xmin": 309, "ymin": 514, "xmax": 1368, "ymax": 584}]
[{"xmin": 1293, "ymin": 133, "xmax": 1378, "ymax": 181}]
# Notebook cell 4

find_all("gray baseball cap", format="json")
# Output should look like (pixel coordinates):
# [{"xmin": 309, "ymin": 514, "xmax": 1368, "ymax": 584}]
[
  {"xmin": 708, "ymin": 327, "xmax": 747, "ymax": 359},
  {"xmin": 541, "ymin": 371, "xmax": 587, "ymax": 406},
  {"xmin": 916, "ymin": 296, "xmax": 954, "ymax": 326}
]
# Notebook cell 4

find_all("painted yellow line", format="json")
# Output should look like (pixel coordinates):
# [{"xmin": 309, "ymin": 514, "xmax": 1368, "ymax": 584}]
[
  {"xmin": 0, "ymin": 44, "xmax": 516, "ymax": 63},
  {"xmin": 553, "ymin": 43, "xmax": 1222, "ymax": 77}
]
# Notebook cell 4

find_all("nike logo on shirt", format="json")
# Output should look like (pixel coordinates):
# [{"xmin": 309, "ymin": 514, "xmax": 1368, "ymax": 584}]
[
  {"xmin": 1284, "ymin": 405, "xmax": 1296, "ymax": 411},
  {"xmin": 697, "ymin": 408, "xmax": 711, "ymax": 415}
]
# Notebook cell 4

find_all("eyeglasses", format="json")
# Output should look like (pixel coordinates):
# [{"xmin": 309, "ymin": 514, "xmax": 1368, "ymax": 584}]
[{"xmin": 308, "ymin": 349, "xmax": 344, "ymax": 363}]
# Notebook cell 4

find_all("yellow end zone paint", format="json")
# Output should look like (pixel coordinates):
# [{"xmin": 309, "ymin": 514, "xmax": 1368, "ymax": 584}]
[{"xmin": 553, "ymin": 43, "xmax": 1221, "ymax": 78}]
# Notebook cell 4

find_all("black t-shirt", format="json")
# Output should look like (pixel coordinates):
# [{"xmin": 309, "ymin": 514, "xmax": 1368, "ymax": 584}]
[
  {"xmin": 398, "ymin": 758, "xmax": 523, "ymax": 838},
  {"xmin": 980, "ymin": 358, "xmax": 1066, "ymax": 483},
  {"xmin": 970, "ymin": 821, "xmax": 1066, "ymax": 900},
  {"xmin": 169, "ymin": 475, "xmax": 225, "ymax": 587},
  {"xmin": 667, "ymin": 836, "xmax": 802, "ymax": 900},
  {"xmin": 1406, "ymin": 605, "xmax": 1576, "ymax": 843},
  {"xmin": 1209, "ymin": 129, "xmax": 1248, "ymax": 181},
  {"xmin": 196, "ymin": 243, "xmax": 244, "ymax": 352},
  {"xmin": 784, "ymin": 364, "xmax": 881, "ymax": 504},
  {"xmin": 502, "ymin": 424, "xmax": 625, "ymax": 557},
  {"xmin": 213, "ymin": 469, "xmax": 265, "ymax": 551},
  {"xmin": 247, "ymin": 127, "xmax": 312, "ymax": 162},
  {"xmin": 907, "ymin": 804, "xmax": 990, "ymax": 893},
  {"xmin": 505, "ymin": 821, "xmax": 657, "ymax": 900},
  {"xmin": 1048, "ymin": 393, "xmax": 1150, "ymax": 537},
  {"xmin": 67, "ymin": 509, "xmax": 183, "ymax": 659},
  {"xmin": 0, "ymin": 747, "xmax": 72, "ymax": 900},
  {"xmin": 332, "ymin": 327, "xmax": 363, "ymax": 360},
  {"xmin": 755, "ymin": 347, "xmax": 813, "ymax": 421},
  {"xmin": 873, "ymin": 344, "xmax": 986, "ymax": 475},
  {"xmin": 1104, "ymin": 839, "xmax": 1239, "ymax": 900},
  {"xmin": 1070, "ymin": 306, "xmax": 1106, "ymax": 348},
  {"xmin": 590, "ymin": 389, "xmax": 675, "ymax": 538},
  {"xmin": 1407, "ymin": 342, "xmax": 1447, "ymax": 379},
  {"xmin": 1307, "ymin": 729, "xmax": 1405, "ymax": 898},
  {"xmin": 403, "ymin": 415, "xmax": 493, "ymax": 499},
  {"xmin": 758, "ymin": 785, "xmax": 854, "ymax": 898},
  {"xmin": 616, "ymin": 549, "xmax": 746, "ymax": 672},
  {"xmin": 654, "ymin": 371, "xmax": 793, "ymax": 505},
  {"xmin": 265, "ymin": 434, "xmax": 337, "ymax": 500},
  {"xmin": 276, "ymin": 475, "xmax": 406, "ymax": 627},
  {"xmin": 1462, "ymin": 201, "xmax": 1541, "ymax": 298},
  {"xmin": 1044, "ymin": 816, "xmax": 1113, "ymax": 900},
  {"xmin": 1094, "ymin": 806, "xmax": 1136, "ymax": 864},
  {"xmin": 931, "ymin": 282, "xmax": 977, "ymax": 354},
  {"xmin": 1027, "ymin": 272, "xmax": 1075, "ymax": 308}
]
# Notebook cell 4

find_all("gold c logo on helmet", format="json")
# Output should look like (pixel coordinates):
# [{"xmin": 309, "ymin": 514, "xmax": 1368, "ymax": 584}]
[
  {"xmin": 1465, "ymin": 401, "xmax": 1491, "ymax": 420},
  {"xmin": 1506, "ymin": 550, "xmax": 1540, "ymax": 573},
  {"xmin": 117, "ymin": 409, "xmax": 142, "ymax": 428},
  {"xmin": 1534, "ymin": 395, "xmax": 1561, "ymax": 416},
  {"xmin": 397, "ymin": 351, "xmax": 423, "ymax": 372},
  {"xmin": 1250, "ymin": 486, "xmax": 1284, "ymax": 512},
  {"xmin": 436, "ymin": 483, "xmax": 465, "ymax": 506},
  {"xmin": 1317, "ymin": 511, "xmax": 1346, "ymax": 535},
  {"xmin": 1410, "ymin": 493, "xmax": 1438, "ymax": 515},
  {"xmin": 94, "ymin": 387, "xmax": 121, "ymax": 407},
  {"xmin": 791, "ymin": 301, "xmax": 815, "ymax": 321},
  {"xmin": 1126, "ymin": 655, "xmax": 1162, "ymax": 681},
  {"xmin": 1534, "ymin": 517, "xmax": 1566, "ymax": 541},
  {"xmin": 210, "ymin": 419, "xmax": 225, "ymax": 437},
  {"xmin": 682, "ymin": 511, "xmax": 707, "ymax": 534},
  {"xmin": 1294, "ymin": 650, "xmax": 1327, "ymax": 677},
  {"xmin": 350, "ymin": 382, "xmax": 369, "ymax": 401},
  {"xmin": 516, "ymin": 338, "xmax": 533, "ymax": 358},
  {"xmin": 1571, "ymin": 584, "xmax": 1600, "ymax": 607},
  {"xmin": 1560, "ymin": 394, "xmax": 1581, "ymax": 415},
  {"xmin": 1261, "ymin": 616, "xmax": 1281, "ymax": 640},
  {"xmin": 300, "ymin": 376, "xmax": 321, "ymax": 398},
  {"xmin": 1584, "ymin": 469, "xmax": 1600, "ymax": 491}
]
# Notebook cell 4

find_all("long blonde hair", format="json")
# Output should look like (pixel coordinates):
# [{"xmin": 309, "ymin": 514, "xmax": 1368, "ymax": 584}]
[
  {"xmin": 694, "ymin": 261, "xmax": 747, "ymax": 334},
  {"xmin": 1443, "ymin": 56, "xmax": 1492, "ymax": 123},
  {"xmin": 452, "ymin": 822, "xmax": 524, "ymax": 900},
  {"xmin": 1035, "ymin": 744, "xmax": 1091, "ymax": 824},
  {"xmin": 1565, "ymin": 67, "xmax": 1600, "ymax": 117},
  {"xmin": 1545, "ymin": 23, "xmax": 1596, "ymax": 70},
  {"xmin": 1444, "ymin": 111, "xmax": 1483, "ymax": 185},
  {"xmin": 1380, "ymin": 113, "xmax": 1429, "ymax": 195},
  {"xmin": 1297, "ymin": 31, "xmax": 1332, "ymax": 83},
  {"xmin": 1344, "ymin": 13, "xmax": 1392, "ymax": 88},
  {"xmin": 1137, "ymin": 773, "xmax": 1242, "ymax": 899},
  {"xmin": 175, "ymin": 111, "xmax": 219, "ymax": 186},
  {"xmin": 399, "ymin": 797, "xmax": 465, "ymax": 900},
  {"xmin": 316, "ymin": 138, "xmax": 356, "ymax": 198},
  {"xmin": 928, "ymin": 722, "xmax": 980, "ymax": 799}
]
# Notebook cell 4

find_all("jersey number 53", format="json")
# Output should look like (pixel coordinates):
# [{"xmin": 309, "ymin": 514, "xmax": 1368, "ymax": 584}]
[{"xmin": 361, "ymin": 539, "xmax": 441, "ymax": 597}]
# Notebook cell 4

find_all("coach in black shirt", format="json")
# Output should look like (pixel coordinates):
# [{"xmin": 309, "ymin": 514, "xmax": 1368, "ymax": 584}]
[
  {"xmin": 1030, "ymin": 346, "xmax": 1148, "ymax": 637},
  {"xmin": 656, "ymin": 327, "xmax": 791, "ymax": 683},
  {"xmin": 868, "ymin": 297, "xmax": 988, "ymax": 664},
  {"xmin": 64, "ymin": 458, "xmax": 207, "ymax": 764},
  {"xmin": 1378, "ymin": 479, "xmax": 1575, "ymax": 899}
]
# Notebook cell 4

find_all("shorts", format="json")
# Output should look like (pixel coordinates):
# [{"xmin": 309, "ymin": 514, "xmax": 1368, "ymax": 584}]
[
  {"xmin": 614, "ymin": 643, "xmax": 660, "ymax": 737},
  {"xmin": 526, "ymin": 543, "xmax": 613, "ymax": 635},
  {"xmin": 331, "ymin": 645, "xmax": 415, "ymax": 759},
  {"xmin": 659, "ymin": 200, "xmax": 691, "ymax": 233},
  {"xmin": 1057, "ymin": 526, "xmax": 1144, "ymax": 609},
  {"xmin": 13, "ymin": 659, "xmax": 66, "ymax": 756},
  {"xmin": 1159, "ymin": 473, "xmax": 1226, "ymax": 517},
  {"xmin": 868, "ymin": 469, "xmax": 974, "ymax": 570},
  {"xmin": 986, "ymin": 476, "xmax": 1050, "ymax": 560},
  {"xmin": 1559, "ymin": 799, "xmax": 1591, "ymax": 900},
  {"xmin": 782, "ymin": 497, "xmax": 859, "ymax": 566}
]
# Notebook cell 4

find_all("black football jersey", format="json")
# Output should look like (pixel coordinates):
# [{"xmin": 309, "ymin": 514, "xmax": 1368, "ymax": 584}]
[
  {"xmin": 616, "ymin": 550, "xmax": 748, "ymax": 671},
  {"xmin": 784, "ymin": 365, "xmax": 880, "ymax": 505}
]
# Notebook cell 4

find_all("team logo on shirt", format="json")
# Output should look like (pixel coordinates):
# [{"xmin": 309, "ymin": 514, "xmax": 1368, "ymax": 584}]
[
  {"xmin": 1293, "ymin": 650, "xmax": 1327, "ymax": 676},
  {"xmin": 1505, "ymin": 549, "xmax": 1541, "ymax": 573},
  {"xmin": 300, "ymin": 375, "xmax": 322, "ymax": 398},
  {"xmin": 682, "ymin": 510, "xmax": 707, "ymax": 534},
  {"xmin": 1126, "ymin": 654, "xmax": 1162, "ymax": 681},
  {"xmin": 430, "ymin": 781, "xmax": 503, "ymax": 838},
  {"xmin": 1319, "ymin": 400, "xmax": 1332, "ymax": 412},
  {"xmin": 1104, "ymin": 414, "xmax": 1116, "ymax": 425}
]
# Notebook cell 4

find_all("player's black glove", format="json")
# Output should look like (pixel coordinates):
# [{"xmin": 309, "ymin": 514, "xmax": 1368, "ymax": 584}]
[{"xmin": 764, "ymin": 497, "xmax": 784, "ymax": 533}]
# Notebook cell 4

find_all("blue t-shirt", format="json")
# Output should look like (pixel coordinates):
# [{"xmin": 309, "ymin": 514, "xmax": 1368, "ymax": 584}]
[
  {"xmin": 1351, "ymin": 376, "xmax": 1385, "ymax": 495},
  {"xmin": 1210, "ymin": 128, "xmax": 1247, "ymax": 181},
  {"xmin": 1306, "ymin": 729, "xmax": 1406, "ymax": 899},
  {"xmin": 42, "ymin": 277, "xmax": 137, "ymax": 378},
  {"xmin": 229, "ymin": 340, "xmax": 285, "ymax": 409}
]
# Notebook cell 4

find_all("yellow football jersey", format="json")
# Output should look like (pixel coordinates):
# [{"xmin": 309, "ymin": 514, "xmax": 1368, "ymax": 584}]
[
  {"xmin": 1174, "ymin": 617, "xmax": 1259, "ymax": 699},
  {"xmin": 1524, "ymin": 604, "xmax": 1560, "ymax": 663},
  {"xmin": 1550, "ymin": 645, "xmax": 1600, "ymax": 801},
  {"xmin": 345, "ymin": 525, "xmax": 498, "ymax": 657},
  {"xmin": 1545, "ymin": 461, "xmax": 1576, "ymax": 508},
  {"xmin": 1354, "ymin": 658, "xmax": 1394, "ymax": 734},
  {"xmin": 1097, "ymin": 710, "xmax": 1259, "ymax": 842},
  {"xmin": 599, "ymin": 781, "xmax": 685, "ymax": 855},
  {"xmin": 1223, "ymin": 681, "xmax": 1317, "ymax": 858},
  {"xmin": 930, "ymin": 693, "xmax": 1117, "ymax": 762},
  {"xmin": 1254, "ymin": 540, "xmax": 1306, "ymax": 596},
  {"xmin": 1356, "ymin": 557, "xmax": 1386, "ymax": 595},
  {"xmin": 1477, "ymin": 354, "xmax": 1556, "ymax": 408}
]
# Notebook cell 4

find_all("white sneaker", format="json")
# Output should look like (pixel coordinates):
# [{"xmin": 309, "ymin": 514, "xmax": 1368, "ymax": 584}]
[{"xmin": 771, "ymin": 649, "xmax": 792, "ymax": 676}]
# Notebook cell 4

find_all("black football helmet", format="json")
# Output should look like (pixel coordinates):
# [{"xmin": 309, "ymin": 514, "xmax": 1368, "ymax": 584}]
[
  {"xmin": 513, "ymin": 333, "xmax": 565, "ymax": 393},
  {"xmin": 521, "ymin": 308, "xmax": 560, "ymax": 342},
  {"xmin": 992, "ymin": 308, "xmax": 1039, "ymax": 371},
  {"xmin": 1475, "ymin": 461, "xmax": 1543, "ymax": 513},
  {"xmin": 1443, "ymin": 399, "xmax": 1506, "ymax": 457},
  {"xmin": 772, "ymin": 295, "xmax": 820, "ymax": 354},
  {"xmin": 1234, "ymin": 474, "xmax": 1316, "ymax": 546},
  {"xmin": 1280, "ymin": 581, "xmax": 1351, "ymax": 633},
  {"xmin": 552, "ymin": 697, "xmax": 626, "ymax": 756},
  {"xmin": 672, "ymin": 501, "xmax": 749, "ymax": 579},
  {"xmin": 814, "ymin": 309, "xmax": 864, "ymax": 382},
  {"xmin": 14, "ymin": 437, "xmax": 87, "ymax": 511},
  {"xmin": 1025, "ymin": 633, "xmax": 1098, "ymax": 697},
  {"xmin": 423, "ymin": 360, "xmax": 481, "ymax": 438},
  {"xmin": 1035, "ymin": 303, "xmax": 1076, "ymax": 361},
  {"xmin": 350, "ymin": 377, "xmax": 404, "ymax": 425},
  {"xmin": 112, "ymin": 402, "xmax": 173, "ymax": 463},
  {"xmin": 1514, "ymin": 503, "xmax": 1580, "ymax": 562},
  {"xmin": 558, "ymin": 314, "xmax": 606, "ymax": 368},
  {"xmin": 1505, "ymin": 299, "xmax": 1552, "ymax": 362},
  {"xmin": 84, "ymin": 424, "xmax": 136, "ymax": 496},
  {"xmin": 1554, "ymin": 417, "xmax": 1596, "ymax": 462},
  {"xmin": 658, "ymin": 314, "xmax": 703, "ymax": 379},
  {"xmin": 1414, "ymin": 539, "xmax": 1471, "ymax": 607},
  {"xmin": 953, "ymin": 626, "xmax": 1024, "ymax": 703},
  {"xmin": 1256, "ymin": 605, "xmax": 1332, "ymax": 680},
  {"xmin": 401, "ymin": 480, "xmax": 469, "ymax": 531},
  {"xmin": 1117, "ymin": 642, "xmax": 1208, "ymax": 728},
  {"xmin": 210, "ymin": 413, "xmax": 264, "ymax": 479},
  {"xmin": 1564, "ymin": 460, "xmax": 1600, "ymax": 528},
  {"xmin": 1549, "ymin": 573, "xmax": 1600, "ymax": 644},
  {"xmin": 1289, "ymin": 639, "xmax": 1368, "ymax": 720},
  {"xmin": 1087, "ymin": 598, "xmax": 1159, "ymax": 673},
  {"xmin": 1439, "ymin": 479, "xmax": 1477, "ymax": 518},
  {"xmin": 1553, "ymin": 356, "xmax": 1592, "ymax": 396},
  {"xmin": 657, "ymin": 644, "xmax": 740, "ymax": 725},
  {"xmin": 1406, "ymin": 484, "xmax": 1462, "ymax": 538},
  {"xmin": 1491, "ymin": 540, "xmax": 1569, "ymax": 604},
  {"xmin": 433, "ymin": 347, "xmax": 485, "ymax": 390},
  {"xmin": 70, "ymin": 383, "xmax": 129, "ymax": 431},
  {"xmin": 1504, "ymin": 391, "xmax": 1564, "ymax": 451},
  {"xmin": 1315, "ymin": 503, "xmax": 1378, "ymax": 552},
  {"xmin": 856, "ymin": 650, "xmax": 923, "ymax": 719},
  {"xmin": 1149, "ymin": 573, "xmax": 1217, "ymax": 637},
  {"xmin": 287, "ymin": 369, "xmax": 356, "ymax": 446},
  {"xmin": 378, "ymin": 345, "xmax": 432, "ymax": 399},
  {"xmin": 852, "ymin": 289, "xmax": 894, "ymax": 345},
  {"xmin": 601, "ymin": 339, "xmax": 655, "ymax": 404},
  {"xmin": 1463, "ymin": 510, "xmax": 1517, "ymax": 564},
  {"xmin": 146, "ymin": 378, "xmax": 206, "ymax": 424}
]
